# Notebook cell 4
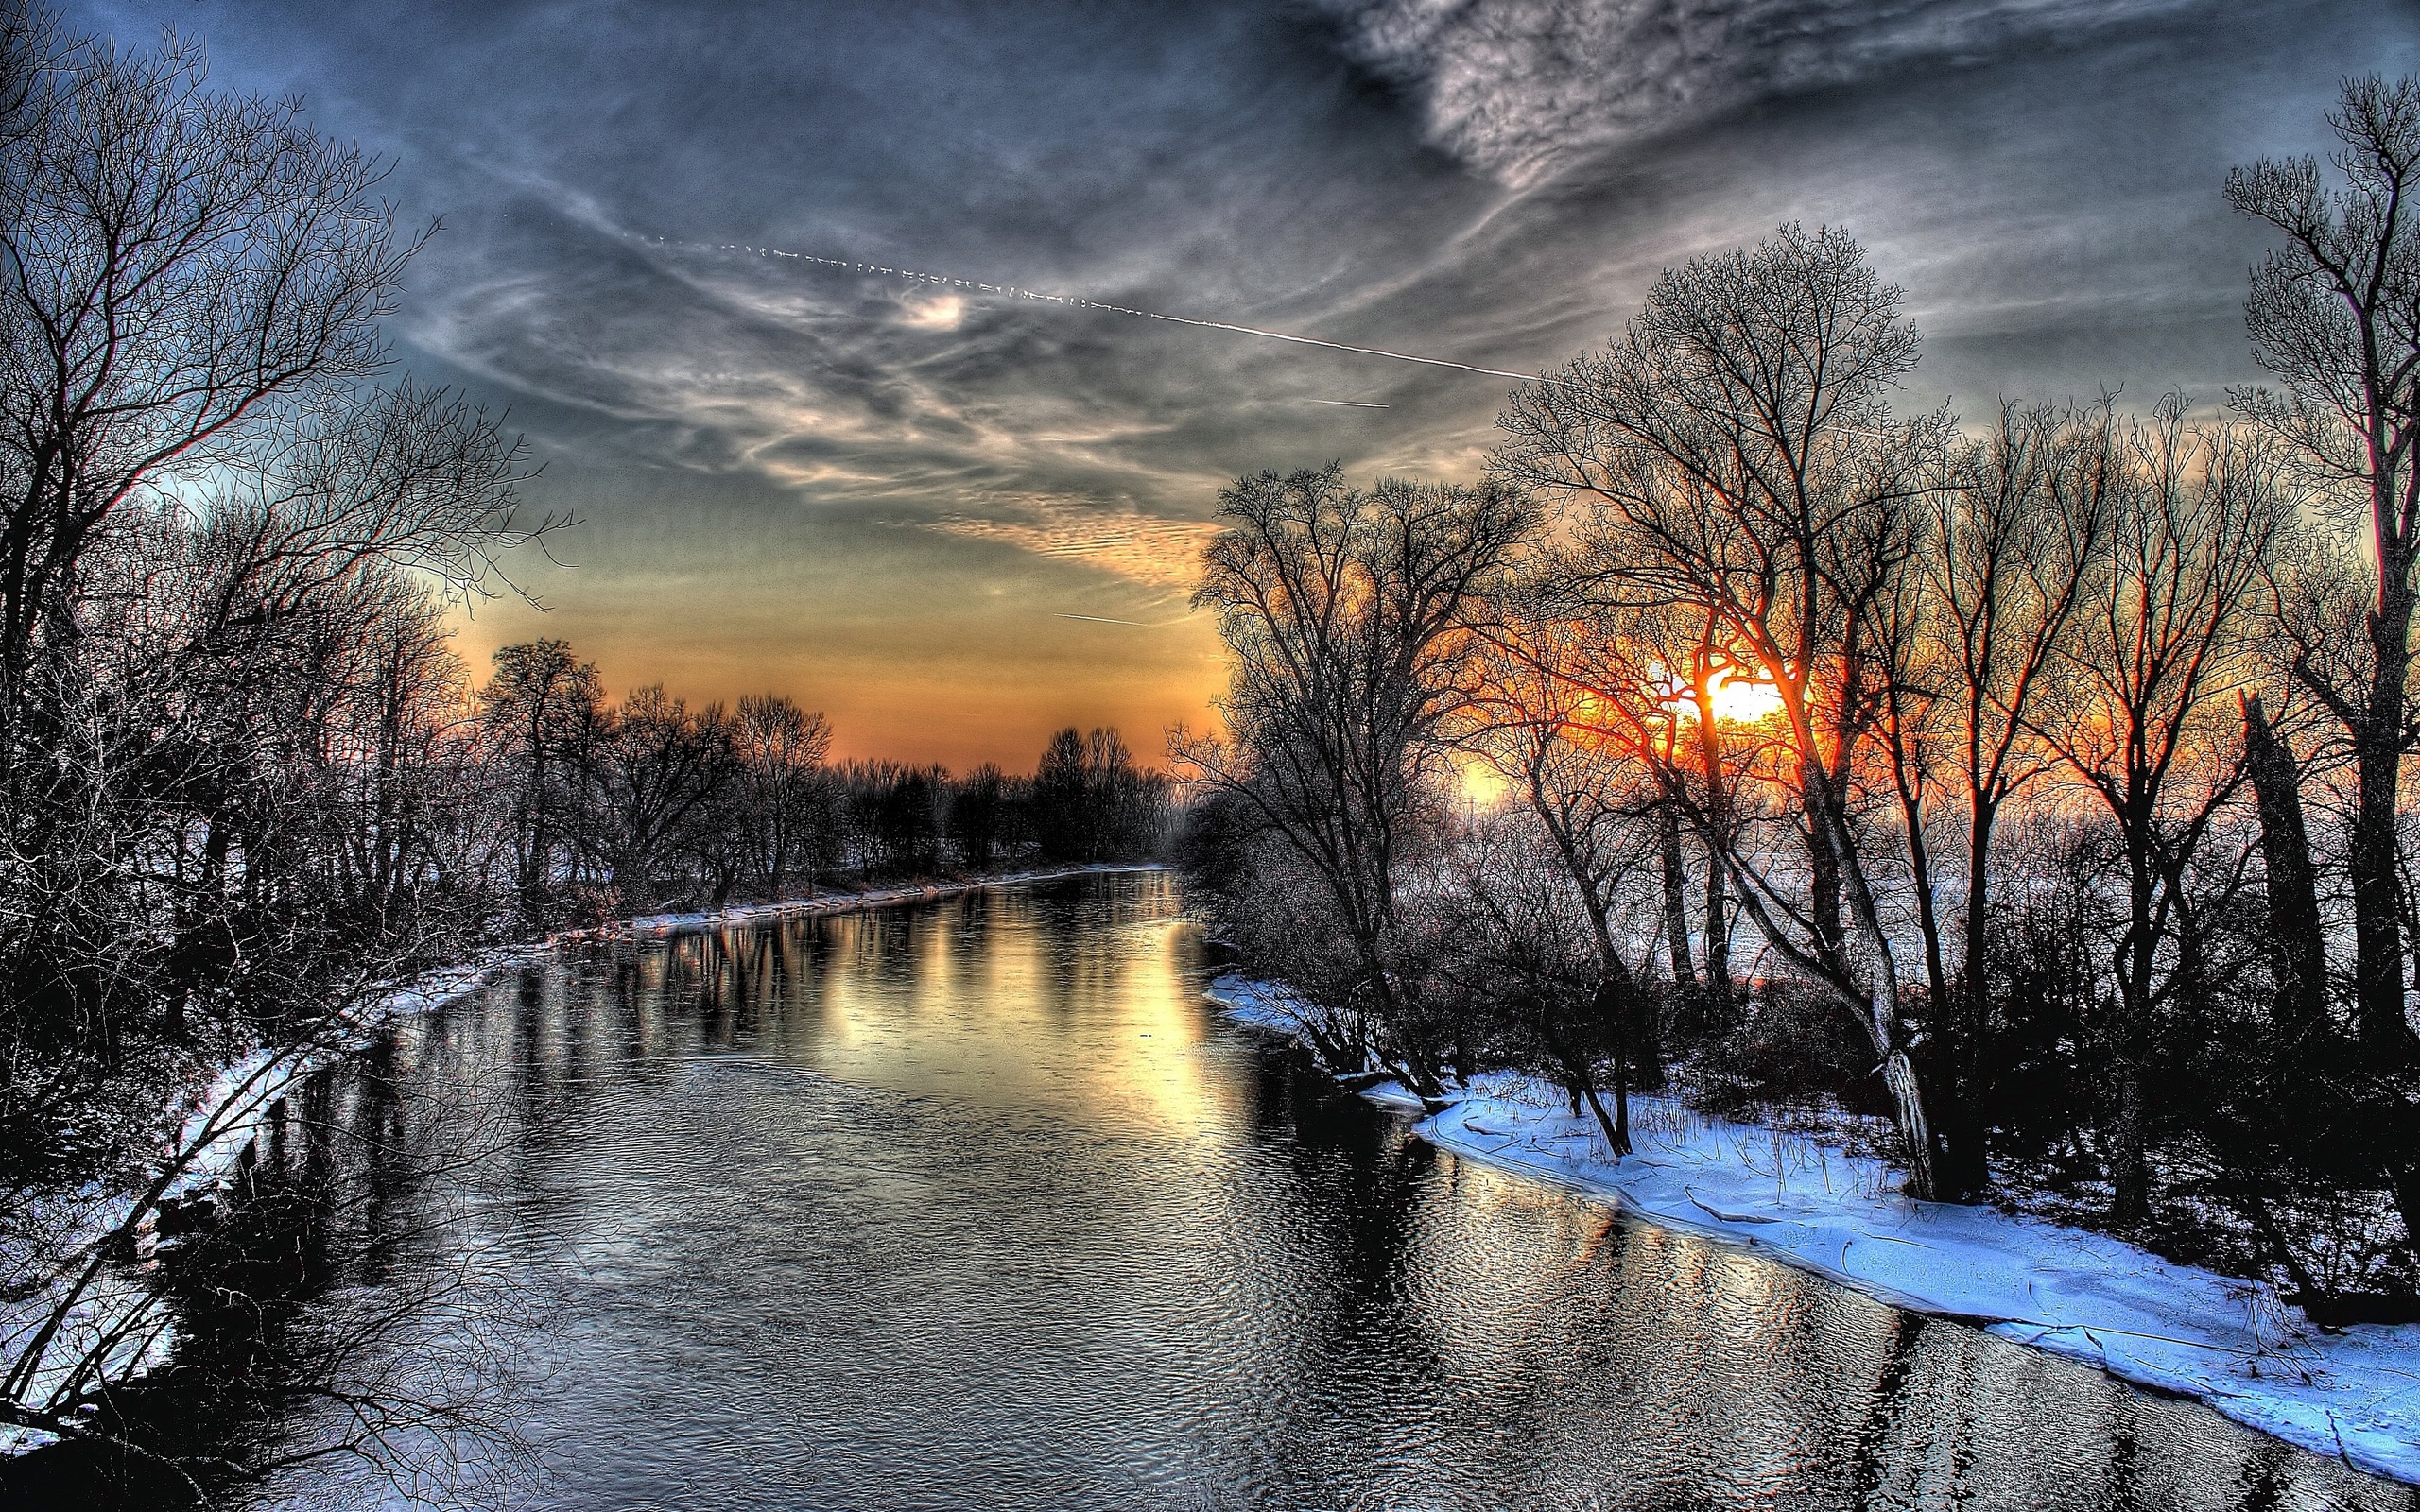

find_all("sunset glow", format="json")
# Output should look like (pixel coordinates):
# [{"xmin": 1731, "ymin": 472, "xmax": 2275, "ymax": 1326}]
[
  {"xmin": 1648, "ymin": 662, "xmax": 1783, "ymax": 728},
  {"xmin": 1695, "ymin": 668, "xmax": 1783, "ymax": 726}
]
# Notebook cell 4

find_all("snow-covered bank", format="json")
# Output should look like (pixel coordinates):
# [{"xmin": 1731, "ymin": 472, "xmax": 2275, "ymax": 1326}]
[
  {"xmin": 1205, "ymin": 974, "xmax": 2420, "ymax": 1486},
  {"xmin": 584, "ymin": 862, "xmax": 1169, "ymax": 941}
]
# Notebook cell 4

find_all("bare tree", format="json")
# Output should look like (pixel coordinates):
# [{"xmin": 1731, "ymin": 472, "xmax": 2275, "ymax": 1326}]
[
  {"xmin": 0, "ymin": 20, "xmax": 418, "ymax": 747},
  {"xmin": 478, "ymin": 641, "xmax": 602, "ymax": 919},
  {"xmin": 1033, "ymin": 726, "xmax": 1154, "ymax": 863},
  {"xmin": 2034, "ymin": 401, "xmax": 2292, "ymax": 1227},
  {"xmin": 1498, "ymin": 224, "xmax": 1953, "ymax": 1196},
  {"xmin": 951, "ymin": 763, "xmax": 1011, "ymax": 871},
  {"xmin": 1466, "ymin": 583, "xmax": 1667, "ymax": 1136},
  {"xmin": 1919, "ymin": 400, "xmax": 2118, "ymax": 1195},
  {"xmin": 588, "ymin": 685, "xmax": 737, "ymax": 907},
  {"xmin": 2228, "ymin": 76, "xmax": 2420, "ymax": 1059},
  {"xmin": 733, "ymin": 694, "xmax": 831, "ymax": 899},
  {"xmin": 1176, "ymin": 464, "xmax": 1535, "ymax": 1098},
  {"xmin": 1433, "ymin": 810, "xmax": 1641, "ymax": 1155}
]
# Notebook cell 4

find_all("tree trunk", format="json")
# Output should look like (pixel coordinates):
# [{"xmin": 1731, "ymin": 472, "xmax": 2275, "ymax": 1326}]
[
  {"xmin": 1808, "ymin": 816, "xmax": 1844, "ymax": 974},
  {"xmin": 1850, "ymin": 873, "xmax": 1937, "ymax": 1203},
  {"xmin": 2390, "ymin": 1160, "xmax": 2420, "ymax": 1256},
  {"xmin": 1553, "ymin": 978, "xmax": 1632, "ymax": 1159},
  {"xmin": 2353, "ymin": 555, "xmax": 2413, "ymax": 1060},
  {"xmin": 1693, "ymin": 679, "xmax": 1733, "ymax": 1011},
  {"xmin": 2110, "ymin": 844, "xmax": 2158, "ymax": 1228},
  {"xmin": 1820, "ymin": 776, "xmax": 1938, "ymax": 1202},
  {"xmin": 1943, "ymin": 813, "xmax": 1996, "ymax": 1203},
  {"xmin": 1660, "ymin": 802, "xmax": 1694, "ymax": 990},
  {"xmin": 1881, "ymin": 1047, "xmax": 1937, "ymax": 1202},
  {"xmin": 1702, "ymin": 847, "xmax": 1731, "ymax": 1013},
  {"xmin": 2244, "ymin": 696, "xmax": 2329, "ymax": 1039},
  {"xmin": 1894, "ymin": 752, "xmax": 1965, "ymax": 1199}
]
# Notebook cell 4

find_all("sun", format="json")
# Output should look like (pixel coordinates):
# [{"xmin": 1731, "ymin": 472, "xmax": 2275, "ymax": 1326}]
[
  {"xmin": 1646, "ymin": 660, "xmax": 1782, "ymax": 726},
  {"xmin": 1700, "ymin": 667, "xmax": 1782, "ymax": 724}
]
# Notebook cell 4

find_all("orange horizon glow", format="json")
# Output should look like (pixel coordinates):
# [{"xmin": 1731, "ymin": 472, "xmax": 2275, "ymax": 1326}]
[{"xmin": 445, "ymin": 598, "xmax": 1225, "ymax": 775}]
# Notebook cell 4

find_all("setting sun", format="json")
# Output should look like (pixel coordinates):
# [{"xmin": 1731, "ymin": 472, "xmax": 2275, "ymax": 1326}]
[
  {"xmin": 1649, "ymin": 662, "xmax": 1783, "ymax": 726},
  {"xmin": 1700, "ymin": 667, "xmax": 1782, "ymax": 724}
]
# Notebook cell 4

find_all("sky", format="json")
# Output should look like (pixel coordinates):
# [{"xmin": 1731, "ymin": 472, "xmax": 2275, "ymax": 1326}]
[{"xmin": 63, "ymin": 0, "xmax": 2420, "ymax": 769}]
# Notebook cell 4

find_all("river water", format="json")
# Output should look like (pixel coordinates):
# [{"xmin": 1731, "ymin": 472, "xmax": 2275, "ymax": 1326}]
[{"xmin": 233, "ymin": 871, "xmax": 2407, "ymax": 1511}]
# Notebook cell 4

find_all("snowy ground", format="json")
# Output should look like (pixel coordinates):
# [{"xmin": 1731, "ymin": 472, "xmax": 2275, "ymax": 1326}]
[
  {"xmin": 1205, "ymin": 973, "xmax": 2420, "ymax": 1486},
  {"xmin": 592, "ymin": 862, "xmax": 1167, "ymax": 940}
]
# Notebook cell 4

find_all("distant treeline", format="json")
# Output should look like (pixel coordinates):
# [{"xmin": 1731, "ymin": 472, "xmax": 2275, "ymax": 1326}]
[{"xmin": 479, "ymin": 637, "xmax": 1173, "ymax": 924}]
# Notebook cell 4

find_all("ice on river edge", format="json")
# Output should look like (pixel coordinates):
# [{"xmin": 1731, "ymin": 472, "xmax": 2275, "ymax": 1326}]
[{"xmin": 1203, "ymin": 973, "xmax": 2420, "ymax": 1487}]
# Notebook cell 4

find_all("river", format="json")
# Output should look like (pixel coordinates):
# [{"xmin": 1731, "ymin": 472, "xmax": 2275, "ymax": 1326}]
[{"xmin": 218, "ymin": 870, "xmax": 2406, "ymax": 1511}]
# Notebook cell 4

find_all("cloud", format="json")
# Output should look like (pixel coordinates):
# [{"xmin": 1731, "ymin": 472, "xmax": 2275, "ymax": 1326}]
[
  {"xmin": 899, "ymin": 292, "xmax": 966, "ymax": 330},
  {"xmin": 926, "ymin": 499, "xmax": 1220, "ymax": 591},
  {"xmin": 405, "ymin": 206, "xmax": 1208, "ymax": 503},
  {"xmin": 1314, "ymin": 0, "xmax": 2201, "ymax": 185}
]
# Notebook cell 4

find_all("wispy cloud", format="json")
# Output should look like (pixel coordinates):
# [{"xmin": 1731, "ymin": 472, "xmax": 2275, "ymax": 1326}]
[
  {"xmin": 927, "ymin": 499, "xmax": 1219, "ymax": 591},
  {"xmin": 121, "ymin": 0, "xmax": 2411, "ymax": 762}
]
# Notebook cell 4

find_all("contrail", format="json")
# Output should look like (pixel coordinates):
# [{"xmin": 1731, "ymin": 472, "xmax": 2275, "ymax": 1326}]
[
  {"xmin": 1305, "ymin": 399, "xmax": 1392, "ymax": 408},
  {"xmin": 643, "ymin": 233, "xmax": 1555, "ymax": 387},
  {"xmin": 1055, "ymin": 612, "xmax": 1157, "ymax": 627}
]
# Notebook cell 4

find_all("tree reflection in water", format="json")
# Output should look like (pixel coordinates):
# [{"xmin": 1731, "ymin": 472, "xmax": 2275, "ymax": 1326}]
[{"xmin": 98, "ymin": 875, "xmax": 2414, "ymax": 1512}]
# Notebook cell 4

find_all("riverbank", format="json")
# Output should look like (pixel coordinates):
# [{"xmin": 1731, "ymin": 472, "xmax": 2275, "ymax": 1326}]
[
  {"xmin": 575, "ymin": 862, "xmax": 1169, "ymax": 942},
  {"xmin": 3, "ymin": 862, "xmax": 1167, "ymax": 1459},
  {"xmin": 1204, "ymin": 973, "xmax": 2420, "ymax": 1486}
]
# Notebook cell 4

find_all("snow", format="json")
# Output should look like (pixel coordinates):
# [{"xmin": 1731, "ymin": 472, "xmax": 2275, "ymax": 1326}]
[
  {"xmin": 1205, "ymin": 973, "xmax": 2420, "ymax": 1486},
  {"xmin": 593, "ymin": 863, "xmax": 1167, "ymax": 940},
  {"xmin": 0, "ymin": 947, "xmax": 549, "ymax": 1456}
]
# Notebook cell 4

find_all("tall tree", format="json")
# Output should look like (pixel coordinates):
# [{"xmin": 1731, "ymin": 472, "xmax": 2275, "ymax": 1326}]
[
  {"xmin": 952, "ymin": 763, "xmax": 1010, "ymax": 871},
  {"xmin": 1467, "ymin": 585, "xmax": 1666, "ymax": 1119},
  {"xmin": 480, "ymin": 640, "xmax": 602, "ymax": 916},
  {"xmin": 1177, "ymin": 465, "xmax": 1534, "ymax": 1097},
  {"xmin": 733, "ymin": 694, "xmax": 831, "ymax": 899},
  {"xmin": 1921, "ymin": 401, "xmax": 2118, "ymax": 1195},
  {"xmin": 1498, "ymin": 224, "xmax": 1953, "ymax": 1197},
  {"xmin": 590, "ymin": 686, "xmax": 737, "ymax": 905},
  {"xmin": 2035, "ymin": 402, "xmax": 2291, "ymax": 1227},
  {"xmin": 2229, "ymin": 76, "xmax": 2420, "ymax": 1059},
  {"xmin": 0, "ymin": 23, "xmax": 404, "ymax": 750}
]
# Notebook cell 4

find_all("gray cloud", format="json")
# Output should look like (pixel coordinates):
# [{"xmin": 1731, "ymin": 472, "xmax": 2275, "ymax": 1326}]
[{"xmin": 1315, "ymin": 0, "xmax": 2202, "ymax": 184}]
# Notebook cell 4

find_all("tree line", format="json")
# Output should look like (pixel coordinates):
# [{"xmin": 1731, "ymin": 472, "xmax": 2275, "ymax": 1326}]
[
  {"xmin": 479, "ymin": 637, "xmax": 1169, "ymax": 923},
  {"xmin": 1178, "ymin": 78, "xmax": 2420, "ymax": 1323},
  {"xmin": 0, "ymin": 8, "xmax": 1167, "ymax": 1489}
]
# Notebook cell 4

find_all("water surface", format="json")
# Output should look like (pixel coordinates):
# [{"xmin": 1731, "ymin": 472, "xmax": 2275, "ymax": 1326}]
[{"xmin": 247, "ymin": 872, "xmax": 2410, "ymax": 1511}]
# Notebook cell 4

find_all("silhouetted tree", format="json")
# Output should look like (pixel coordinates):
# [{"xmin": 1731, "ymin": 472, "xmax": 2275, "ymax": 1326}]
[
  {"xmin": 1499, "ymin": 224, "xmax": 1952, "ymax": 1196},
  {"xmin": 2230, "ymin": 76, "xmax": 2420, "ymax": 1061}
]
